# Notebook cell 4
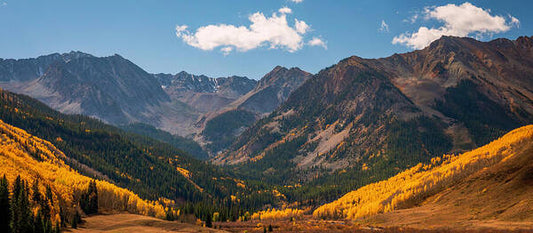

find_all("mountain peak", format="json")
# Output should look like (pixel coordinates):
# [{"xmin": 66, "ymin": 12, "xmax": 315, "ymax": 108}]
[
  {"xmin": 61, "ymin": 51, "xmax": 94, "ymax": 60},
  {"xmin": 177, "ymin": 70, "xmax": 190, "ymax": 76},
  {"xmin": 515, "ymin": 36, "xmax": 533, "ymax": 48},
  {"xmin": 427, "ymin": 36, "xmax": 471, "ymax": 51},
  {"xmin": 271, "ymin": 65, "xmax": 288, "ymax": 72}
]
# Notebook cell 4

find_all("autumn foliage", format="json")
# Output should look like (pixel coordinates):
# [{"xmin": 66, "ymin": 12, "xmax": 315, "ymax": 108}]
[
  {"xmin": 313, "ymin": 125, "xmax": 533, "ymax": 220},
  {"xmin": 251, "ymin": 208, "xmax": 304, "ymax": 220},
  {"xmin": 0, "ymin": 119, "xmax": 170, "ymax": 226}
]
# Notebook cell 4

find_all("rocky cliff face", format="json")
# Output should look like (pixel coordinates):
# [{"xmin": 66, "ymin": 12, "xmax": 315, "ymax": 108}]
[
  {"xmin": 196, "ymin": 66, "xmax": 311, "ymax": 156},
  {"xmin": 215, "ymin": 36, "xmax": 533, "ymax": 184}
]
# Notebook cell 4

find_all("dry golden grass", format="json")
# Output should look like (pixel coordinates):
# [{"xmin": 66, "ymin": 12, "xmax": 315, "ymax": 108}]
[
  {"xmin": 312, "ymin": 125, "xmax": 533, "ymax": 231},
  {"xmin": 69, "ymin": 213, "xmax": 227, "ymax": 233}
]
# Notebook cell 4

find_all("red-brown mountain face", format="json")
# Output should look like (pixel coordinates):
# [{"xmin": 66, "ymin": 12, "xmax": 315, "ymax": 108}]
[
  {"xmin": 382, "ymin": 36, "xmax": 533, "ymax": 123},
  {"xmin": 216, "ymin": 36, "xmax": 533, "ymax": 188}
]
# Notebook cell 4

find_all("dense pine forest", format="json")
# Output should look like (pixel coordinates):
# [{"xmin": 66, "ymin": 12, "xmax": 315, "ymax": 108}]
[{"xmin": 0, "ymin": 175, "xmax": 61, "ymax": 233}]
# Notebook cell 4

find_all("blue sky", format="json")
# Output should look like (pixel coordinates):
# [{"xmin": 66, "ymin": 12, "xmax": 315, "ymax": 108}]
[{"xmin": 1, "ymin": 0, "xmax": 531, "ymax": 79}]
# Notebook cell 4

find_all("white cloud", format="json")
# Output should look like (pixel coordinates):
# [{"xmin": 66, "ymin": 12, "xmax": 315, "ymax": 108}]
[
  {"xmin": 379, "ymin": 20, "xmax": 389, "ymax": 32},
  {"xmin": 295, "ymin": 19, "xmax": 309, "ymax": 34},
  {"xmin": 510, "ymin": 15, "xmax": 520, "ymax": 28},
  {"xmin": 0, "ymin": 2, "xmax": 7, "ymax": 7},
  {"xmin": 393, "ymin": 2, "xmax": 519, "ymax": 49},
  {"xmin": 290, "ymin": 0, "xmax": 303, "ymax": 3},
  {"xmin": 220, "ymin": 47, "xmax": 233, "ymax": 56},
  {"xmin": 278, "ymin": 7, "xmax": 292, "ymax": 14},
  {"xmin": 308, "ymin": 37, "xmax": 327, "ymax": 49},
  {"xmin": 407, "ymin": 14, "xmax": 418, "ymax": 24},
  {"xmin": 176, "ymin": 7, "xmax": 323, "ymax": 53}
]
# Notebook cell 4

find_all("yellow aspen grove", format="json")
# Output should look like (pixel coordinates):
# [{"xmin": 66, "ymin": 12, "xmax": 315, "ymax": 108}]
[
  {"xmin": 313, "ymin": 125, "xmax": 533, "ymax": 220},
  {"xmin": 251, "ymin": 208, "xmax": 304, "ymax": 220},
  {"xmin": 0, "ymin": 119, "xmax": 169, "ymax": 222}
]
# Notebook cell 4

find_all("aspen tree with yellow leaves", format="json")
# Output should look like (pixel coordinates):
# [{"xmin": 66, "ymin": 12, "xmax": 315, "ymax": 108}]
[
  {"xmin": 313, "ymin": 125, "xmax": 533, "ymax": 220},
  {"xmin": 0, "ymin": 119, "xmax": 172, "ymax": 228}
]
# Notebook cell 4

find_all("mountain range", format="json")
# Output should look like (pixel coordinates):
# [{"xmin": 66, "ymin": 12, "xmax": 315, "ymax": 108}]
[
  {"xmin": 1, "ymin": 36, "xmax": 532, "ymax": 168},
  {"xmin": 0, "ymin": 51, "xmax": 311, "ymax": 158},
  {"xmin": 215, "ymin": 36, "xmax": 533, "ymax": 192}
]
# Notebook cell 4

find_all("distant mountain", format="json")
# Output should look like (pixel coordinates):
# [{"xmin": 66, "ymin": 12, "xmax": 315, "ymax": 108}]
[
  {"xmin": 314, "ymin": 124, "xmax": 533, "ymax": 229},
  {"xmin": 0, "ymin": 52, "xmax": 169, "ymax": 125},
  {"xmin": 0, "ymin": 51, "xmax": 91, "ymax": 82},
  {"xmin": 0, "ymin": 51, "xmax": 312, "ymax": 159},
  {"xmin": 0, "ymin": 52, "xmax": 243, "ymax": 158},
  {"xmin": 154, "ymin": 71, "xmax": 257, "ymax": 113},
  {"xmin": 235, "ymin": 66, "xmax": 312, "ymax": 115},
  {"xmin": 197, "ymin": 66, "xmax": 311, "ymax": 155},
  {"xmin": 216, "ymin": 36, "xmax": 533, "ymax": 189}
]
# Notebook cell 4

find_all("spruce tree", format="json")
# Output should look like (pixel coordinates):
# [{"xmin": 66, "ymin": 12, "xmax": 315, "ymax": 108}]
[
  {"xmin": 31, "ymin": 179, "xmax": 41, "ymax": 205},
  {"xmin": 45, "ymin": 185, "xmax": 53, "ymax": 206},
  {"xmin": 11, "ymin": 176, "xmax": 22, "ymax": 233},
  {"xmin": 0, "ymin": 175, "xmax": 11, "ymax": 233},
  {"xmin": 88, "ymin": 181, "xmax": 98, "ymax": 214},
  {"xmin": 205, "ymin": 214, "xmax": 212, "ymax": 228},
  {"xmin": 11, "ymin": 177, "xmax": 33, "ymax": 233},
  {"xmin": 81, "ymin": 180, "xmax": 98, "ymax": 215},
  {"xmin": 33, "ymin": 211, "xmax": 44, "ymax": 233}
]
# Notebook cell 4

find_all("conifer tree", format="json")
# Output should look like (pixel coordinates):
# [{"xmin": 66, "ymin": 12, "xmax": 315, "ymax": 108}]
[
  {"xmin": 32, "ymin": 179, "xmax": 41, "ymax": 206},
  {"xmin": 11, "ymin": 176, "xmax": 33, "ymax": 233},
  {"xmin": 88, "ymin": 180, "xmax": 98, "ymax": 214},
  {"xmin": 205, "ymin": 214, "xmax": 212, "ymax": 228},
  {"xmin": 33, "ymin": 211, "xmax": 44, "ymax": 233},
  {"xmin": 0, "ymin": 175, "xmax": 10, "ymax": 233}
]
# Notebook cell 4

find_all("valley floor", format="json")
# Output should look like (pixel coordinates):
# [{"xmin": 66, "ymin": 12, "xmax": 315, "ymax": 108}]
[
  {"xmin": 53, "ymin": 212, "xmax": 533, "ymax": 233},
  {"xmin": 359, "ymin": 206, "xmax": 533, "ymax": 232},
  {"xmin": 67, "ymin": 213, "xmax": 227, "ymax": 233},
  {"xmin": 215, "ymin": 216, "xmax": 533, "ymax": 233}
]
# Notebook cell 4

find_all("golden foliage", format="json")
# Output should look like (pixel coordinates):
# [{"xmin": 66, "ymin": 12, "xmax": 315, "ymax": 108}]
[
  {"xmin": 313, "ymin": 125, "xmax": 533, "ymax": 220},
  {"xmin": 251, "ymin": 208, "xmax": 304, "ymax": 221},
  {"xmin": 0, "ymin": 119, "xmax": 168, "ymax": 220},
  {"xmin": 176, "ymin": 167, "xmax": 191, "ymax": 178}
]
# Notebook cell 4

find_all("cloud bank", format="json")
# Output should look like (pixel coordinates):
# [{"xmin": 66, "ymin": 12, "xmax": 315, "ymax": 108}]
[
  {"xmin": 176, "ymin": 7, "xmax": 324, "ymax": 54},
  {"xmin": 393, "ymin": 2, "xmax": 519, "ymax": 49}
]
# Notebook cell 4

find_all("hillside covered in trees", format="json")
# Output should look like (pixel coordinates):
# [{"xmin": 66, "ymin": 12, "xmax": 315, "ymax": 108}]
[
  {"xmin": 313, "ymin": 125, "xmax": 533, "ymax": 227},
  {"xmin": 0, "ymin": 119, "xmax": 170, "ymax": 231},
  {"xmin": 0, "ymin": 88, "xmax": 283, "ymax": 225}
]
